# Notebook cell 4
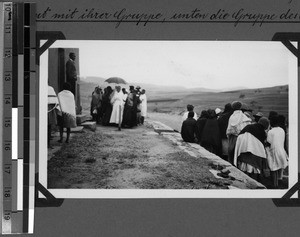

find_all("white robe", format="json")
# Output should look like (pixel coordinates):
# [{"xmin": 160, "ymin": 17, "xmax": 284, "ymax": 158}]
[
  {"xmin": 226, "ymin": 110, "xmax": 252, "ymax": 137},
  {"xmin": 234, "ymin": 132, "xmax": 267, "ymax": 165},
  {"xmin": 109, "ymin": 91, "xmax": 124, "ymax": 124},
  {"xmin": 57, "ymin": 90, "xmax": 76, "ymax": 118},
  {"xmin": 139, "ymin": 94, "xmax": 147, "ymax": 117},
  {"xmin": 266, "ymin": 127, "xmax": 288, "ymax": 171}
]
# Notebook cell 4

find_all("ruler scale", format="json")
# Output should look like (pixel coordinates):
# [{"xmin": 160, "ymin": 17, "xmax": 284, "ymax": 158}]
[
  {"xmin": 1, "ymin": 2, "xmax": 36, "ymax": 234},
  {"xmin": 1, "ymin": 2, "xmax": 13, "ymax": 234}
]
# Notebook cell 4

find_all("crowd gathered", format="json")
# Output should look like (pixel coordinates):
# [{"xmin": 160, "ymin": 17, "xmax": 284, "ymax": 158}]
[
  {"xmin": 181, "ymin": 102, "xmax": 289, "ymax": 188},
  {"xmin": 48, "ymin": 83, "xmax": 148, "ymax": 145},
  {"xmin": 90, "ymin": 85, "xmax": 147, "ymax": 128},
  {"xmin": 48, "ymin": 80, "xmax": 288, "ymax": 189}
]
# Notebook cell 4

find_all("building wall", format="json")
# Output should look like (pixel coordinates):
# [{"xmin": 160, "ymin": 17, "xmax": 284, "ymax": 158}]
[{"xmin": 48, "ymin": 48, "xmax": 81, "ymax": 114}]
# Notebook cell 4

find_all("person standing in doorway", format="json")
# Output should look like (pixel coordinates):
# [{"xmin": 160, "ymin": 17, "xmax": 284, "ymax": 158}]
[{"xmin": 66, "ymin": 52, "xmax": 77, "ymax": 95}]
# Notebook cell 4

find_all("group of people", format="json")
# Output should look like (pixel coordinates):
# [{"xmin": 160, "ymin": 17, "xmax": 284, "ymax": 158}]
[
  {"xmin": 90, "ymin": 85, "xmax": 147, "ymax": 128},
  {"xmin": 181, "ymin": 102, "xmax": 289, "ymax": 188}
]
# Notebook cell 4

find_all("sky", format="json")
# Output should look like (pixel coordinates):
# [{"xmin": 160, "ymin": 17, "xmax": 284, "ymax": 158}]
[{"xmin": 41, "ymin": 40, "xmax": 296, "ymax": 90}]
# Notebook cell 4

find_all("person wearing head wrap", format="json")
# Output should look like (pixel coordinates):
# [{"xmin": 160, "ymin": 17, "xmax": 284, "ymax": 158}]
[
  {"xmin": 90, "ymin": 87, "xmax": 102, "ymax": 124},
  {"xmin": 266, "ymin": 115, "xmax": 288, "ymax": 188},
  {"xmin": 200, "ymin": 109, "xmax": 222, "ymax": 156},
  {"xmin": 234, "ymin": 117, "xmax": 270, "ymax": 181},
  {"xmin": 102, "ymin": 86, "xmax": 113, "ymax": 126},
  {"xmin": 181, "ymin": 111, "xmax": 198, "ymax": 143},
  {"xmin": 218, "ymin": 103, "xmax": 234, "ymax": 161},
  {"xmin": 253, "ymin": 112, "xmax": 264, "ymax": 123},
  {"xmin": 226, "ymin": 101, "xmax": 252, "ymax": 164},
  {"xmin": 122, "ymin": 86, "xmax": 138, "ymax": 128},
  {"xmin": 182, "ymin": 104, "xmax": 198, "ymax": 123},
  {"xmin": 196, "ymin": 110, "xmax": 209, "ymax": 143}
]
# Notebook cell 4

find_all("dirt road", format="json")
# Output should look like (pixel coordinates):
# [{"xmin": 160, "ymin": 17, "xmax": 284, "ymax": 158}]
[{"xmin": 48, "ymin": 122, "xmax": 231, "ymax": 189}]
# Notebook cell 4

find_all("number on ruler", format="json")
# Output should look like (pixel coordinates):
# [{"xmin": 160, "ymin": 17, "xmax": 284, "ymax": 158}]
[
  {"xmin": 4, "ymin": 50, "xmax": 12, "ymax": 57},
  {"xmin": 4, "ymin": 212, "xmax": 11, "ymax": 221},
  {"xmin": 4, "ymin": 189, "xmax": 11, "ymax": 199},
  {"xmin": 4, "ymin": 119, "xmax": 11, "ymax": 128},
  {"xmin": 4, "ymin": 166, "xmax": 11, "ymax": 174},
  {"xmin": 4, "ymin": 74, "xmax": 12, "ymax": 82},
  {"xmin": 5, "ymin": 25, "xmax": 12, "ymax": 34},
  {"xmin": 5, "ymin": 5, "xmax": 12, "ymax": 21},
  {"xmin": 4, "ymin": 143, "xmax": 11, "ymax": 151},
  {"xmin": 4, "ymin": 96, "xmax": 11, "ymax": 105}
]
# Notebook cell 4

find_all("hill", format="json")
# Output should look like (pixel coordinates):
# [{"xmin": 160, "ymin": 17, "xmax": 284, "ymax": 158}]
[
  {"xmin": 147, "ymin": 85, "xmax": 289, "ymax": 119},
  {"xmin": 78, "ymin": 77, "xmax": 288, "ymax": 119}
]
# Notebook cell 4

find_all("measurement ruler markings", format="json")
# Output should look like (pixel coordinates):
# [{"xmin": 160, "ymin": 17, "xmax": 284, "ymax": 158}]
[{"xmin": 2, "ymin": 2, "xmax": 13, "ymax": 235}]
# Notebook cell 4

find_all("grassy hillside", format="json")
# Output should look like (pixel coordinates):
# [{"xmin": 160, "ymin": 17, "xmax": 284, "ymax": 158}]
[
  {"xmin": 148, "ymin": 85, "xmax": 289, "ymax": 119},
  {"xmin": 78, "ymin": 79, "xmax": 288, "ymax": 120}
]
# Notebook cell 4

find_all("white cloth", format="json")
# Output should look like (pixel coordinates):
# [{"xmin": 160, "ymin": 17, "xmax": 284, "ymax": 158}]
[
  {"xmin": 238, "ymin": 162, "xmax": 261, "ymax": 174},
  {"xmin": 57, "ymin": 90, "xmax": 76, "ymax": 118},
  {"xmin": 48, "ymin": 86, "xmax": 58, "ymax": 105},
  {"xmin": 139, "ymin": 94, "xmax": 147, "ymax": 117},
  {"xmin": 109, "ymin": 91, "xmax": 124, "ymax": 124},
  {"xmin": 182, "ymin": 111, "xmax": 198, "ymax": 123},
  {"xmin": 234, "ymin": 132, "xmax": 267, "ymax": 167},
  {"xmin": 122, "ymin": 93, "xmax": 128, "ymax": 106},
  {"xmin": 226, "ymin": 110, "xmax": 252, "ymax": 137},
  {"xmin": 266, "ymin": 127, "xmax": 288, "ymax": 171}
]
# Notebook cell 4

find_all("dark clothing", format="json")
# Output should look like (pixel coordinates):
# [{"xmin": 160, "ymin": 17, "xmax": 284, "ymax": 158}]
[
  {"xmin": 200, "ymin": 118, "xmax": 222, "ymax": 156},
  {"xmin": 236, "ymin": 123, "xmax": 267, "ymax": 171},
  {"xmin": 239, "ymin": 123, "xmax": 267, "ymax": 145},
  {"xmin": 218, "ymin": 111, "xmax": 233, "ymax": 139},
  {"xmin": 228, "ymin": 135, "xmax": 237, "ymax": 165},
  {"xmin": 196, "ymin": 117, "xmax": 207, "ymax": 142},
  {"xmin": 181, "ymin": 118, "xmax": 197, "ymax": 143},
  {"xmin": 66, "ymin": 59, "xmax": 77, "ymax": 95},
  {"xmin": 122, "ymin": 92, "xmax": 138, "ymax": 128},
  {"xmin": 238, "ymin": 152, "xmax": 264, "ymax": 171},
  {"xmin": 101, "ymin": 93, "xmax": 112, "ymax": 126}
]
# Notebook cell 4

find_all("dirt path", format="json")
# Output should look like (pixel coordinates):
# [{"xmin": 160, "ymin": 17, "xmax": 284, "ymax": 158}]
[{"xmin": 48, "ymin": 122, "xmax": 230, "ymax": 189}]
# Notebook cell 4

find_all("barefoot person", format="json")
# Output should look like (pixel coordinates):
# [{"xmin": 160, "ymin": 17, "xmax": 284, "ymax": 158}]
[{"xmin": 57, "ymin": 82, "xmax": 77, "ymax": 143}]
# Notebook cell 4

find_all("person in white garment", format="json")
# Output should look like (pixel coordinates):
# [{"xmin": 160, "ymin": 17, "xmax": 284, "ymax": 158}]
[
  {"xmin": 109, "ymin": 86, "xmax": 124, "ymax": 125},
  {"xmin": 57, "ymin": 82, "xmax": 77, "ymax": 143},
  {"xmin": 139, "ymin": 89, "xmax": 147, "ymax": 125},
  {"xmin": 226, "ymin": 101, "xmax": 252, "ymax": 165},
  {"xmin": 266, "ymin": 115, "xmax": 288, "ymax": 188}
]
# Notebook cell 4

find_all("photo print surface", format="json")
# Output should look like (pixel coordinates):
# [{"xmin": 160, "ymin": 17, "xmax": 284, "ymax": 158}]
[{"xmin": 39, "ymin": 40, "xmax": 298, "ymax": 198}]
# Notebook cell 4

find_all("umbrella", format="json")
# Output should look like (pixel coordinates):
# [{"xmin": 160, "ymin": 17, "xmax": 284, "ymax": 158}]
[{"xmin": 105, "ymin": 77, "xmax": 127, "ymax": 84}]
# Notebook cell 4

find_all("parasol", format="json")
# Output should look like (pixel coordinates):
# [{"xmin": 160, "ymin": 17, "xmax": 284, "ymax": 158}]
[{"xmin": 105, "ymin": 77, "xmax": 127, "ymax": 84}]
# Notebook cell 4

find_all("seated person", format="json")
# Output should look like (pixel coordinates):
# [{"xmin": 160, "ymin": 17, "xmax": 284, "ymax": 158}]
[
  {"xmin": 181, "ymin": 111, "xmax": 197, "ymax": 143},
  {"xmin": 182, "ymin": 104, "xmax": 198, "ymax": 123}
]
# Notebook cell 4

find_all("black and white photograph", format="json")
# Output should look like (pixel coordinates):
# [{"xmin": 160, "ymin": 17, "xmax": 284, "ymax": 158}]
[{"xmin": 40, "ymin": 40, "xmax": 297, "ymax": 198}]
